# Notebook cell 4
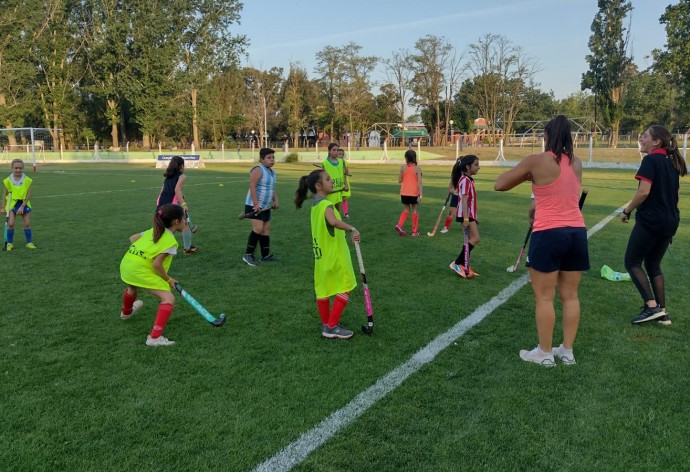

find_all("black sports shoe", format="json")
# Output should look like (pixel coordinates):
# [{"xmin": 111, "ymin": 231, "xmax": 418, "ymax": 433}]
[
  {"xmin": 242, "ymin": 254, "xmax": 259, "ymax": 266},
  {"xmin": 631, "ymin": 305, "xmax": 665, "ymax": 324},
  {"xmin": 260, "ymin": 254, "xmax": 277, "ymax": 262}
]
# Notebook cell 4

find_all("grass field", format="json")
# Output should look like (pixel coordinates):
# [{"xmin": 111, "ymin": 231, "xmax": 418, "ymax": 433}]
[{"xmin": 1, "ymin": 161, "xmax": 689, "ymax": 471}]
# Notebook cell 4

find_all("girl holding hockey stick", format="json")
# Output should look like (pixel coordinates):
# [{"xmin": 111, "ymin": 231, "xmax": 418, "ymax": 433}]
[
  {"xmin": 295, "ymin": 169, "xmax": 360, "ymax": 340},
  {"xmin": 395, "ymin": 150, "xmax": 423, "ymax": 236},
  {"xmin": 449, "ymin": 155, "xmax": 480, "ymax": 278},
  {"xmin": 157, "ymin": 156, "xmax": 198, "ymax": 255},
  {"xmin": 440, "ymin": 157, "xmax": 464, "ymax": 233},
  {"xmin": 119, "ymin": 203, "xmax": 186, "ymax": 347}
]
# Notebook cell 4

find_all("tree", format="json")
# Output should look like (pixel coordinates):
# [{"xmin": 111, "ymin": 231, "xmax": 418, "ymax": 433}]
[
  {"xmin": 384, "ymin": 49, "xmax": 413, "ymax": 145},
  {"xmin": 465, "ymin": 33, "xmax": 539, "ymax": 144},
  {"xmin": 622, "ymin": 67, "xmax": 678, "ymax": 133},
  {"xmin": 653, "ymin": 0, "xmax": 690, "ymax": 126},
  {"xmin": 314, "ymin": 42, "xmax": 376, "ymax": 143},
  {"xmin": 410, "ymin": 35, "xmax": 453, "ymax": 146},
  {"xmin": 83, "ymin": 0, "xmax": 132, "ymax": 148},
  {"xmin": 179, "ymin": 0, "xmax": 246, "ymax": 149},
  {"xmin": 581, "ymin": 0, "xmax": 633, "ymax": 148},
  {"xmin": 280, "ymin": 63, "xmax": 314, "ymax": 148},
  {"xmin": 31, "ymin": 0, "xmax": 88, "ymax": 147}
]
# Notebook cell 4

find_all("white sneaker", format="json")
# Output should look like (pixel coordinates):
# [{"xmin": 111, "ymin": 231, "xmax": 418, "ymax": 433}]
[
  {"xmin": 440, "ymin": 227, "xmax": 449, "ymax": 233},
  {"xmin": 120, "ymin": 300, "xmax": 143, "ymax": 320},
  {"xmin": 519, "ymin": 346, "xmax": 555, "ymax": 367},
  {"xmin": 552, "ymin": 344, "xmax": 576, "ymax": 365},
  {"xmin": 146, "ymin": 335, "xmax": 175, "ymax": 347}
]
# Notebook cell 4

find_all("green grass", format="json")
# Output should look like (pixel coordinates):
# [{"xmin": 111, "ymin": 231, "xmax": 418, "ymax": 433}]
[{"xmin": 1, "ymin": 162, "xmax": 689, "ymax": 471}]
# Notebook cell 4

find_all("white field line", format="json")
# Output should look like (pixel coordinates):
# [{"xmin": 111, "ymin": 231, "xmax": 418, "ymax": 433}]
[
  {"xmin": 38, "ymin": 180, "xmax": 245, "ymax": 199},
  {"xmin": 254, "ymin": 205, "xmax": 625, "ymax": 472}
]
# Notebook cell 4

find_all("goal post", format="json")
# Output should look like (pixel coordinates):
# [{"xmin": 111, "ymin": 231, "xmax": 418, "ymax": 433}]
[{"xmin": 0, "ymin": 127, "xmax": 61, "ymax": 171}]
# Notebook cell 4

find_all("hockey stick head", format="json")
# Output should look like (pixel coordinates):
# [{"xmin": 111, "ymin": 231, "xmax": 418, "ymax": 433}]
[
  {"xmin": 361, "ymin": 322, "xmax": 373, "ymax": 335},
  {"xmin": 211, "ymin": 314, "xmax": 226, "ymax": 327},
  {"xmin": 426, "ymin": 231, "xmax": 435, "ymax": 237},
  {"xmin": 506, "ymin": 265, "xmax": 517, "ymax": 273}
]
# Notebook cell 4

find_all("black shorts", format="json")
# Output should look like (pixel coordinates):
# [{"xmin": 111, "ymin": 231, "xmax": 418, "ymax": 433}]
[
  {"xmin": 526, "ymin": 227, "xmax": 589, "ymax": 272},
  {"xmin": 450, "ymin": 194, "xmax": 459, "ymax": 208},
  {"xmin": 401, "ymin": 195, "xmax": 419, "ymax": 205},
  {"xmin": 244, "ymin": 204, "xmax": 271, "ymax": 222}
]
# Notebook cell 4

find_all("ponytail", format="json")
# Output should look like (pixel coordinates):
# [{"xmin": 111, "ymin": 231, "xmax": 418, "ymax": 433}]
[
  {"xmin": 153, "ymin": 204, "xmax": 184, "ymax": 242},
  {"xmin": 294, "ymin": 170, "xmax": 324, "ymax": 209},
  {"xmin": 648, "ymin": 125, "xmax": 688, "ymax": 177},
  {"xmin": 669, "ymin": 135, "xmax": 687, "ymax": 177}
]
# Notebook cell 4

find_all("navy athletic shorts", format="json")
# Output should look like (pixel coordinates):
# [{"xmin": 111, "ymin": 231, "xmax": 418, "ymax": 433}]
[
  {"xmin": 450, "ymin": 194, "xmax": 459, "ymax": 208},
  {"xmin": 244, "ymin": 204, "xmax": 271, "ymax": 222},
  {"xmin": 526, "ymin": 227, "xmax": 589, "ymax": 272}
]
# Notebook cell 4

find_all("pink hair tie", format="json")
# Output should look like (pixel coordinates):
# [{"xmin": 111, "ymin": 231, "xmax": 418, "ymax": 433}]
[{"xmin": 157, "ymin": 210, "xmax": 163, "ymax": 216}]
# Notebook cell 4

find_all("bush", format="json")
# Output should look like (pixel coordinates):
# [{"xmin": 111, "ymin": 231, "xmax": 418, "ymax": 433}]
[{"xmin": 284, "ymin": 152, "xmax": 299, "ymax": 163}]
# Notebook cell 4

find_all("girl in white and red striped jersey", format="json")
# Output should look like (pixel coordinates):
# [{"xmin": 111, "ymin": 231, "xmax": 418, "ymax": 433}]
[{"xmin": 450, "ymin": 155, "xmax": 480, "ymax": 278}]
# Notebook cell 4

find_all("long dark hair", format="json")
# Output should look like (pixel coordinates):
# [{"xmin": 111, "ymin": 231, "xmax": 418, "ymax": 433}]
[
  {"xmin": 294, "ymin": 170, "xmax": 324, "ymax": 209},
  {"xmin": 164, "ymin": 156, "xmax": 185, "ymax": 177},
  {"xmin": 543, "ymin": 115, "xmax": 574, "ymax": 163},
  {"xmin": 457, "ymin": 155, "xmax": 478, "ymax": 179},
  {"xmin": 647, "ymin": 125, "xmax": 688, "ymax": 177},
  {"xmin": 404, "ymin": 149, "xmax": 417, "ymax": 165},
  {"xmin": 153, "ymin": 204, "xmax": 184, "ymax": 242}
]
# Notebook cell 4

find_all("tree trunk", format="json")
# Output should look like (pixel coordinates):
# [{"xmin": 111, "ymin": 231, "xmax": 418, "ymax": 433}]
[
  {"xmin": 192, "ymin": 87, "xmax": 200, "ymax": 150},
  {"xmin": 609, "ymin": 120, "xmax": 620, "ymax": 148},
  {"xmin": 107, "ymin": 99, "xmax": 119, "ymax": 148},
  {"xmin": 143, "ymin": 133, "xmax": 151, "ymax": 150}
]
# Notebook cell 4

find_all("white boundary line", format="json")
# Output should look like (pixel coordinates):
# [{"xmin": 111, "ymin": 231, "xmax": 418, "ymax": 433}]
[
  {"xmin": 39, "ymin": 180, "xmax": 245, "ymax": 199},
  {"xmin": 254, "ymin": 205, "xmax": 626, "ymax": 472}
]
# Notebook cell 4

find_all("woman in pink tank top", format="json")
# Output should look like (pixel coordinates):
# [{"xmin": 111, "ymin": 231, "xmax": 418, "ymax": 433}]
[{"xmin": 494, "ymin": 115, "xmax": 589, "ymax": 367}]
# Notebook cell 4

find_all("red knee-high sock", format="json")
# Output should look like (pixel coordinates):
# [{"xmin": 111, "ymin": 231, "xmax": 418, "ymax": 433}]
[
  {"xmin": 327, "ymin": 293, "xmax": 349, "ymax": 328},
  {"xmin": 412, "ymin": 213, "xmax": 419, "ymax": 232},
  {"xmin": 443, "ymin": 216, "xmax": 453, "ymax": 230},
  {"xmin": 317, "ymin": 298, "xmax": 330, "ymax": 325},
  {"xmin": 122, "ymin": 289, "xmax": 137, "ymax": 315},
  {"xmin": 150, "ymin": 303, "xmax": 174, "ymax": 338},
  {"xmin": 397, "ymin": 211, "xmax": 409, "ymax": 228},
  {"xmin": 342, "ymin": 200, "xmax": 349, "ymax": 215}
]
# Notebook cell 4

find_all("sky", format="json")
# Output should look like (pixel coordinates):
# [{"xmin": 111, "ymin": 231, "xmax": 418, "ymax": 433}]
[{"xmin": 233, "ymin": 0, "xmax": 671, "ymax": 100}]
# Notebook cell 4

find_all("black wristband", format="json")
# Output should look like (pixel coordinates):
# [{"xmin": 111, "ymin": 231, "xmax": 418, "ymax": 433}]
[{"xmin": 622, "ymin": 209, "xmax": 631, "ymax": 217}]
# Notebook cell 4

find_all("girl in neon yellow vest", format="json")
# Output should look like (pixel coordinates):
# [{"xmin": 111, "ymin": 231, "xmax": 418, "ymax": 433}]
[
  {"xmin": 295, "ymin": 169, "xmax": 360, "ymax": 339},
  {"xmin": 119, "ymin": 204, "xmax": 186, "ymax": 347},
  {"xmin": 1, "ymin": 159, "xmax": 36, "ymax": 250}
]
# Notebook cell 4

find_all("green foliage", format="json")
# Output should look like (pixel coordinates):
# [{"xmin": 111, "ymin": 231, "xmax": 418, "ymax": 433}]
[
  {"xmin": 581, "ymin": 0, "xmax": 633, "ymax": 145},
  {"xmin": 284, "ymin": 152, "xmax": 299, "ymax": 163},
  {"xmin": 653, "ymin": 0, "xmax": 690, "ymax": 125}
]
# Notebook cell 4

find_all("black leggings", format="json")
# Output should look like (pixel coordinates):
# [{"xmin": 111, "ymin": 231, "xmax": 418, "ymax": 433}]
[{"xmin": 624, "ymin": 223, "xmax": 671, "ymax": 306}]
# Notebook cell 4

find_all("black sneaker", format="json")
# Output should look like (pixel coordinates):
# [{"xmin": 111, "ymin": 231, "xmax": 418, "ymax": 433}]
[
  {"xmin": 631, "ymin": 305, "xmax": 665, "ymax": 324},
  {"xmin": 242, "ymin": 254, "xmax": 258, "ymax": 266},
  {"xmin": 260, "ymin": 254, "xmax": 277, "ymax": 262}
]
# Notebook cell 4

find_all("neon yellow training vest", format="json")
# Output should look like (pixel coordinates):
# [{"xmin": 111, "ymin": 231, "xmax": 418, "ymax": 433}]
[{"xmin": 310, "ymin": 198, "xmax": 356, "ymax": 298}]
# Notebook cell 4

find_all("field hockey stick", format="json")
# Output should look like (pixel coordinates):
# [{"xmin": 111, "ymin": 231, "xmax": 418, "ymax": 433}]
[
  {"xmin": 174, "ymin": 283, "xmax": 226, "ymax": 327},
  {"xmin": 507, "ymin": 226, "xmax": 532, "ymax": 273},
  {"xmin": 353, "ymin": 241, "xmax": 374, "ymax": 335},
  {"xmin": 427, "ymin": 192, "xmax": 452, "ymax": 237},
  {"xmin": 507, "ymin": 188, "xmax": 588, "ymax": 273},
  {"xmin": 237, "ymin": 207, "xmax": 270, "ymax": 220},
  {"xmin": 2, "ymin": 217, "xmax": 7, "ymax": 251},
  {"xmin": 463, "ymin": 227, "xmax": 474, "ymax": 279},
  {"xmin": 185, "ymin": 210, "xmax": 198, "ymax": 233}
]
